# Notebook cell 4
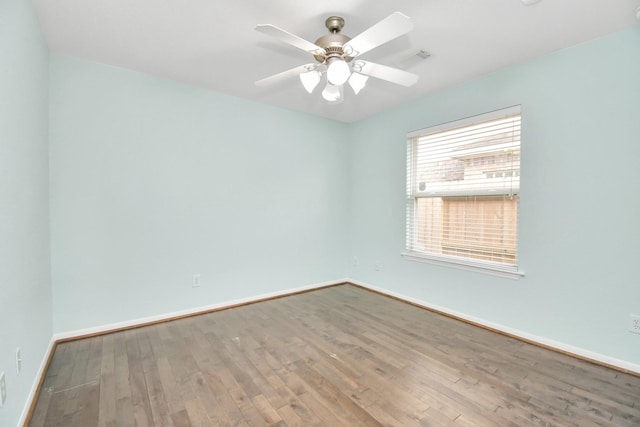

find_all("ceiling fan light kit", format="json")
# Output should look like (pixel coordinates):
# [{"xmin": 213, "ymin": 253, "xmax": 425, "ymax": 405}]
[
  {"xmin": 256, "ymin": 12, "xmax": 419, "ymax": 103},
  {"xmin": 322, "ymin": 83, "xmax": 341, "ymax": 102},
  {"xmin": 300, "ymin": 70, "xmax": 321, "ymax": 93},
  {"xmin": 326, "ymin": 57, "xmax": 351, "ymax": 85},
  {"xmin": 348, "ymin": 72, "xmax": 368, "ymax": 95}
]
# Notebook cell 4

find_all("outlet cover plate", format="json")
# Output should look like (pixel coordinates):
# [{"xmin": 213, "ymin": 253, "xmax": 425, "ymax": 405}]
[
  {"xmin": 16, "ymin": 347, "xmax": 22, "ymax": 374},
  {"xmin": 192, "ymin": 274, "xmax": 201, "ymax": 288},
  {"xmin": 630, "ymin": 314, "xmax": 640, "ymax": 334},
  {"xmin": 0, "ymin": 371, "xmax": 6, "ymax": 407}
]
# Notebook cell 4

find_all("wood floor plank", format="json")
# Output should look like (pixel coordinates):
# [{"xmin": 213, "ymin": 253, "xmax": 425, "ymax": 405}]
[
  {"xmin": 183, "ymin": 397, "xmax": 212, "ymax": 427},
  {"xmin": 74, "ymin": 382, "xmax": 101, "ymax": 426},
  {"xmin": 97, "ymin": 334, "xmax": 116, "ymax": 427},
  {"xmin": 274, "ymin": 402, "xmax": 308, "ymax": 427},
  {"xmin": 293, "ymin": 358, "xmax": 385, "ymax": 426},
  {"xmin": 125, "ymin": 330, "xmax": 155, "ymax": 426},
  {"xmin": 29, "ymin": 284, "xmax": 640, "ymax": 426},
  {"xmin": 115, "ymin": 396, "xmax": 135, "ymax": 427},
  {"xmin": 143, "ymin": 361, "xmax": 173, "ymax": 426},
  {"xmin": 33, "ymin": 342, "xmax": 78, "ymax": 426}
]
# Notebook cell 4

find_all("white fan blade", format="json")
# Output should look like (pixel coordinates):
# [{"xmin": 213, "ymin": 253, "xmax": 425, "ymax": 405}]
[
  {"xmin": 356, "ymin": 60, "xmax": 419, "ymax": 87},
  {"xmin": 255, "ymin": 64, "xmax": 318, "ymax": 87},
  {"xmin": 343, "ymin": 12, "xmax": 413, "ymax": 58},
  {"xmin": 256, "ymin": 24, "xmax": 326, "ymax": 56},
  {"xmin": 348, "ymin": 72, "xmax": 368, "ymax": 95}
]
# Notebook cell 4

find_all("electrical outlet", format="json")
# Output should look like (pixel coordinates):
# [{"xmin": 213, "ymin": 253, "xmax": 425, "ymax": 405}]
[
  {"xmin": 352, "ymin": 256, "xmax": 359, "ymax": 267},
  {"xmin": 16, "ymin": 348, "xmax": 22, "ymax": 374},
  {"xmin": 374, "ymin": 262, "xmax": 382, "ymax": 271},
  {"xmin": 0, "ymin": 371, "xmax": 6, "ymax": 408},
  {"xmin": 630, "ymin": 314, "xmax": 640, "ymax": 334},
  {"xmin": 192, "ymin": 274, "xmax": 201, "ymax": 288}
]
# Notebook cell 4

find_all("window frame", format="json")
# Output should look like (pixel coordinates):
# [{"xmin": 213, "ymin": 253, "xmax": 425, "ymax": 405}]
[{"xmin": 402, "ymin": 106, "xmax": 525, "ymax": 279}]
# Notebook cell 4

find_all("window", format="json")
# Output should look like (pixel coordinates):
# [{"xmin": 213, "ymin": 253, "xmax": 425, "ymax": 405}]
[{"xmin": 404, "ymin": 106, "xmax": 523, "ymax": 278}]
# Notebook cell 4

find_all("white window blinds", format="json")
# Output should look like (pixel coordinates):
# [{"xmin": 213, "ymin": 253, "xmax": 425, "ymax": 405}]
[{"xmin": 405, "ymin": 106, "xmax": 522, "ymax": 277}]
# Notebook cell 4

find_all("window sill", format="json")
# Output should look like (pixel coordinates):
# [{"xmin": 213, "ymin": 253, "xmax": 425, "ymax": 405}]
[{"xmin": 401, "ymin": 251, "xmax": 524, "ymax": 280}]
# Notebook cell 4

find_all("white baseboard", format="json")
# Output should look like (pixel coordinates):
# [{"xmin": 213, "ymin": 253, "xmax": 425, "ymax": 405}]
[
  {"xmin": 18, "ymin": 336, "xmax": 56, "ymax": 426},
  {"xmin": 53, "ymin": 278, "xmax": 346, "ymax": 341},
  {"xmin": 347, "ymin": 278, "xmax": 640, "ymax": 375}
]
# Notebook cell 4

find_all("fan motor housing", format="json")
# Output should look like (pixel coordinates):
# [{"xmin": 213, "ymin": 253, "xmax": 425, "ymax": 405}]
[
  {"xmin": 313, "ymin": 16, "xmax": 352, "ymax": 63},
  {"xmin": 313, "ymin": 33, "xmax": 352, "ymax": 63}
]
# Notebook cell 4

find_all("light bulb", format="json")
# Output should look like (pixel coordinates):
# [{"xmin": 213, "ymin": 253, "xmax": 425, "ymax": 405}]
[
  {"xmin": 326, "ymin": 58, "xmax": 350, "ymax": 86},
  {"xmin": 348, "ymin": 73, "xmax": 368, "ymax": 95},
  {"xmin": 322, "ymin": 83, "xmax": 341, "ymax": 102},
  {"xmin": 299, "ymin": 70, "xmax": 321, "ymax": 93}
]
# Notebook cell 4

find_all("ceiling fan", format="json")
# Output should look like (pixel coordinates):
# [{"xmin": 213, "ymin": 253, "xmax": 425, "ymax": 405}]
[{"xmin": 255, "ymin": 12, "xmax": 419, "ymax": 103}]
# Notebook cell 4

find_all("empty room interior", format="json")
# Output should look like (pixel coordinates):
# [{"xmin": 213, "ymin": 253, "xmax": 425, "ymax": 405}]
[{"xmin": 2, "ymin": 0, "xmax": 640, "ymax": 425}]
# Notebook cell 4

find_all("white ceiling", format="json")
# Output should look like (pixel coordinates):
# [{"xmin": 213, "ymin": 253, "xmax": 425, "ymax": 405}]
[{"xmin": 33, "ymin": 0, "xmax": 639, "ymax": 123}]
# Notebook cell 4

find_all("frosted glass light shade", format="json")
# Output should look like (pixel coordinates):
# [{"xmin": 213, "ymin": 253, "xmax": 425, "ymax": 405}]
[
  {"xmin": 321, "ymin": 83, "xmax": 341, "ymax": 102},
  {"xmin": 348, "ymin": 72, "xmax": 368, "ymax": 95},
  {"xmin": 326, "ymin": 58, "xmax": 350, "ymax": 85},
  {"xmin": 299, "ymin": 70, "xmax": 321, "ymax": 93}
]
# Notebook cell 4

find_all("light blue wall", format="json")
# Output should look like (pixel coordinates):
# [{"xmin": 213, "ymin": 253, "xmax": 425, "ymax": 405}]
[
  {"xmin": 348, "ymin": 27, "xmax": 640, "ymax": 363},
  {"xmin": 49, "ymin": 56, "xmax": 351, "ymax": 332},
  {"xmin": 0, "ymin": 0, "xmax": 52, "ymax": 425}
]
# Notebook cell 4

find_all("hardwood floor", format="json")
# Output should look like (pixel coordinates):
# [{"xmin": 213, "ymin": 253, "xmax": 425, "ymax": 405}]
[{"xmin": 29, "ymin": 284, "xmax": 640, "ymax": 426}]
